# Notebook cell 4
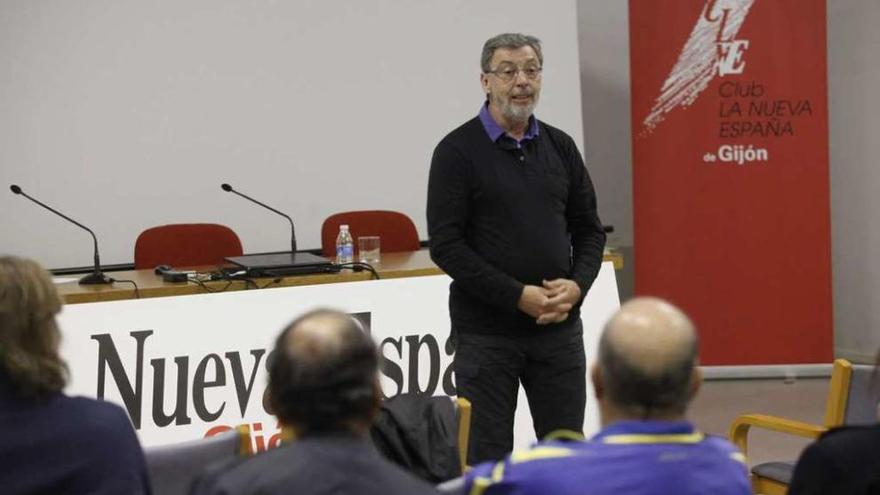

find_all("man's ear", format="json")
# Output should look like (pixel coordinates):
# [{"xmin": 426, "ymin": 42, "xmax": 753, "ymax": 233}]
[
  {"xmin": 480, "ymin": 73, "xmax": 490, "ymax": 95},
  {"xmin": 591, "ymin": 363, "xmax": 604, "ymax": 400},
  {"xmin": 369, "ymin": 379, "xmax": 382, "ymax": 420},
  {"xmin": 262, "ymin": 386, "xmax": 275, "ymax": 415},
  {"xmin": 688, "ymin": 365, "xmax": 702, "ymax": 402}
]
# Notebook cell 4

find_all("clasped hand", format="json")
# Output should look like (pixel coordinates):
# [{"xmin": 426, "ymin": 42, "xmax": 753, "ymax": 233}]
[{"xmin": 517, "ymin": 279, "xmax": 581, "ymax": 325}]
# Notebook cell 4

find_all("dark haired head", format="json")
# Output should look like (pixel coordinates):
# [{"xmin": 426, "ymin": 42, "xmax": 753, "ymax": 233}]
[
  {"xmin": 0, "ymin": 256, "xmax": 69, "ymax": 398},
  {"xmin": 267, "ymin": 309, "xmax": 378, "ymax": 434},
  {"xmin": 596, "ymin": 297, "xmax": 699, "ymax": 420}
]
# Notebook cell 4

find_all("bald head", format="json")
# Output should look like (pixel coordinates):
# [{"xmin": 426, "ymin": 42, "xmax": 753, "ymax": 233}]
[
  {"xmin": 268, "ymin": 309, "xmax": 378, "ymax": 433},
  {"xmin": 596, "ymin": 297, "xmax": 699, "ymax": 419}
]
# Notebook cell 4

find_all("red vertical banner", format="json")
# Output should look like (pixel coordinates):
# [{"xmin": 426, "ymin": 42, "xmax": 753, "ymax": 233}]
[{"xmin": 629, "ymin": 0, "xmax": 831, "ymax": 365}]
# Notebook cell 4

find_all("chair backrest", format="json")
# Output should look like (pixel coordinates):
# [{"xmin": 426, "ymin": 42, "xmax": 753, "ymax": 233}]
[
  {"xmin": 823, "ymin": 359, "xmax": 853, "ymax": 427},
  {"xmin": 320, "ymin": 210, "xmax": 420, "ymax": 258},
  {"xmin": 134, "ymin": 223, "xmax": 243, "ymax": 269},
  {"xmin": 822, "ymin": 358, "xmax": 880, "ymax": 427},
  {"xmin": 144, "ymin": 425, "xmax": 252, "ymax": 495},
  {"xmin": 843, "ymin": 363, "xmax": 879, "ymax": 425}
]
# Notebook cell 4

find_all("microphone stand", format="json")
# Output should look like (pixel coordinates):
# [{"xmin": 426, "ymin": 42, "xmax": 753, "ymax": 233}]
[
  {"xmin": 9, "ymin": 185, "xmax": 113, "ymax": 285},
  {"xmin": 221, "ymin": 183, "xmax": 297, "ymax": 253}
]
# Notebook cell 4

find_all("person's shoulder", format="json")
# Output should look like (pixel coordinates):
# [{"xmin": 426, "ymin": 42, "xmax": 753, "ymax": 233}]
[
  {"xmin": 64, "ymin": 395, "xmax": 135, "ymax": 432},
  {"xmin": 192, "ymin": 444, "xmax": 299, "ymax": 495},
  {"xmin": 373, "ymin": 456, "xmax": 440, "ymax": 494},
  {"xmin": 61, "ymin": 397, "xmax": 144, "ymax": 462},
  {"xmin": 465, "ymin": 438, "xmax": 586, "ymax": 493},
  {"xmin": 820, "ymin": 423, "xmax": 880, "ymax": 440},
  {"xmin": 437, "ymin": 116, "xmax": 484, "ymax": 147},
  {"xmin": 700, "ymin": 432, "xmax": 743, "ymax": 453},
  {"xmin": 813, "ymin": 423, "xmax": 880, "ymax": 452},
  {"xmin": 699, "ymin": 433, "xmax": 749, "ymax": 466},
  {"xmin": 191, "ymin": 449, "xmax": 277, "ymax": 495},
  {"xmin": 196, "ymin": 441, "xmax": 439, "ymax": 495},
  {"xmin": 537, "ymin": 120, "xmax": 576, "ymax": 145}
]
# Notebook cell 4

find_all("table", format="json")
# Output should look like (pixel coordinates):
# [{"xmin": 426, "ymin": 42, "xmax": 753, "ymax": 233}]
[{"xmin": 59, "ymin": 249, "xmax": 623, "ymax": 304}]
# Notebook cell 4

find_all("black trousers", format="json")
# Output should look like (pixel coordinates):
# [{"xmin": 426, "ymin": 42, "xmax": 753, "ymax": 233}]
[{"xmin": 453, "ymin": 320, "xmax": 586, "ymax": 465}]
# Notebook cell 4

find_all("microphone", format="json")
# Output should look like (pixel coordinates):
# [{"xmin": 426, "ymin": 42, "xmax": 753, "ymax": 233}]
[
  {"xmin": 221, "ymin": 183, "xmax": 297, "ymax": 253},
  {"xmin": 9, "ymin": 184, "xmax": 112, "ymax": 285}
]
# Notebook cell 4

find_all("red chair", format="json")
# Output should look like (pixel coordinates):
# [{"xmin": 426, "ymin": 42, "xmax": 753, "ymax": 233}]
[
  {"xmin": 321, "ymin": 210, "xmax": 420, "ymax": 258},
  {"xmin": 134, "ymin": 223, "xmax": 244, "ymax": 269}
]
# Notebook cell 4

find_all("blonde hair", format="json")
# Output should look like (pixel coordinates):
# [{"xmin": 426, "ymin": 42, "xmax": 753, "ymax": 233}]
[{"xmin": 0, "ymin": 256, "xmax": 68, "ymax": 397}]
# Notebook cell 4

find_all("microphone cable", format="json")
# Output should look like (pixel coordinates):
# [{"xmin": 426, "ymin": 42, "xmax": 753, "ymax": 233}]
[
  {"xmin": 336, "ymin": 262, "xmax": 380, "ymax": 280},
  {"xmin": 188, "ymin": 277, "xmax": 234, "ymax": 294},
  {"xmin": 110, "ymin": 278, "xmax": 141, "ymax": 299}
]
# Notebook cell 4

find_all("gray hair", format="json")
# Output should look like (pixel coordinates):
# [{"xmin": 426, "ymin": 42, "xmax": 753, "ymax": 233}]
[{"xmin": 481, "ymin": 33, "xmax": 543, "ymax": 72}]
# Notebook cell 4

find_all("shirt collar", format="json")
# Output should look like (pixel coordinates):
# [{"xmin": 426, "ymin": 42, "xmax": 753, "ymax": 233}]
[
  {"xmin": 478, "ymin": 103, "xmax": 539, "ymax": 144},
  {"xmin": 591, "ymin": 420, "xmax": 697, "ymax": 442}
]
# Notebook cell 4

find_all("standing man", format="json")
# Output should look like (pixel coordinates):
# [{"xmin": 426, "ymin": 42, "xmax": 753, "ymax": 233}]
[{"xmin": 427, "ymin": 33, "xmax": 606, "ymax": 464}]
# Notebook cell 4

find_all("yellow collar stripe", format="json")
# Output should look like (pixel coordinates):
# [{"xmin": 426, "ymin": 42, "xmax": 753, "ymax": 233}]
[
  {"xmin": 491, "ymin": 461, "xmax": 505, "ymax": 482},
  {"xmin": 601, "ymin": 432, "xmax": 705, "ymax": 444},
  {"xmin": 467, "ymin": 460, "xmax": 506, "ymax": 495},
  {"xmin": 543, "ymin": 429, "xmax": 586, "ymax": 442},
  {"xmin": 468, "ymin": 477, "xmax": 491, "ymax": 495},
  {"xmin": 510, "ymin": 446, "xmax": 575, "ymax": 464}
]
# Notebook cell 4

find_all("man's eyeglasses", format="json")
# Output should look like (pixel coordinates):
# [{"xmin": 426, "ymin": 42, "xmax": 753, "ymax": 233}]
[{"xmin": 485, "ymin": 64, "xmax": 543, "ymax": 82}]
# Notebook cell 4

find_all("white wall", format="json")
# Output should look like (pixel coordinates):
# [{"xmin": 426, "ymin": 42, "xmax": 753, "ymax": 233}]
[
  {"xmin": 576, "ymin": 1, "xmax": 632, "ymax": 247},
  {"xmin": 0, "ymin": 0, "xmax": 584, "ymax": 269},
  {"xmin": 828, "ymin": 0, "xmax": 880, "ymax": 362}
]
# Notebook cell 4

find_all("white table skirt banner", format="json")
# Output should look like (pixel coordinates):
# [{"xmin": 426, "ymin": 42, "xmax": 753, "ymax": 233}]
[{"xmin": 58, "ymin": 262, "xmax": 619, "ymax": 451}]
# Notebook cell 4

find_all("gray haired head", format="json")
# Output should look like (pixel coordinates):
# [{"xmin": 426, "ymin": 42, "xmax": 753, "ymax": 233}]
[{"xmin": 481, "ymin": 33, "xmax": 543, "ymax": 72}]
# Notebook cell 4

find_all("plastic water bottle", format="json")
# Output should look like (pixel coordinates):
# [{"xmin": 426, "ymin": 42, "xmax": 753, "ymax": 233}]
[{"xmin": 335, "ymin": 224, "xmax": 354, "ymax": 264}]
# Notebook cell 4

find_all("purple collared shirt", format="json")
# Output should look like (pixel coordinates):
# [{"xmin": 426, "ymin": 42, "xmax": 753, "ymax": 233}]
[{"xmin": 478, "ymin": 103, "xmax": 539, "ymax": 148}]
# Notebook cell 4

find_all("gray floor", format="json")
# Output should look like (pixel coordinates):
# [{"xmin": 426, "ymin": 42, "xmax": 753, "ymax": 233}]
[{"xmin": 689, "ymin": 376, "xmax": 828, "ymax": 468}]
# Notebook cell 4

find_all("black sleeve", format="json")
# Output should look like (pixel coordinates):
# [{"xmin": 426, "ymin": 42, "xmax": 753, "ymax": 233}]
[
  {"xmin": 560, "ymin": 133, "xmax": 606, "ymax": 299},
  {"xmin": 788, "ymin": 442, "xmax": 836, "ymax": 495},
  {"xmin": 427, "ymin": 140, "xmax": 524, "ymax": 311}
]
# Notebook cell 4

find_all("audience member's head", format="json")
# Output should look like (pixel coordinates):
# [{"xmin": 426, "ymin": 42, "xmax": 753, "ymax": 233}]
[
  {"xmin": 267, "ymin": 309, "xmax": 379, "ymax": 435},
  {"xmin": 0, "ymin": 256, "xmax": 68, "ymax": 398},
  {"xmin": 592, "ymin": 297, "xmax": 700, "ymax": 423}
]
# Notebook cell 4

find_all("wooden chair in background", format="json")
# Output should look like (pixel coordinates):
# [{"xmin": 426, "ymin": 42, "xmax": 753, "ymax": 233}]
[{"xmin": 729, "ymin": 359, "xmax": 878, "ymax": 495}]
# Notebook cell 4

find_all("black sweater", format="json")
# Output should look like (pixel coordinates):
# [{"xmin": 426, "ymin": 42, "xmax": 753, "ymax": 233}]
[
  {"xmin": 427, "ymin": 116, "xmax": 605, "ymax": 335},
  {"xmin": 788, "ymin": 424, "xmax": 880, "ymax": 495}
]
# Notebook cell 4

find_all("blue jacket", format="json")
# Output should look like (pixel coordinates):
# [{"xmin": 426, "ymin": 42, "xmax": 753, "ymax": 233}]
[
  {"xmin": 0, "ymin": 371, "xmax": 151, "ymax": 495},
  {"xmin": 464, "ymin": 420, "xmax": 750, "ymax": 495}
]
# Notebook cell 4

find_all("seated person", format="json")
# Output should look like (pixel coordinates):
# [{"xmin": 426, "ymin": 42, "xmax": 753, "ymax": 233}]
[
  {"xmin": 788, "ymin": 350, "xmax": 880, "ymax": 494},
  {"xmin": 0, "ymin": 256, "xmax": 150, "ymax": 494},
  {"xmin": 463, "ymin": 297, "xmax": 750, "ymax": 495},
  {"xmin": 191, "ymin": 309, "xmax": 438, "ymax": 495}
]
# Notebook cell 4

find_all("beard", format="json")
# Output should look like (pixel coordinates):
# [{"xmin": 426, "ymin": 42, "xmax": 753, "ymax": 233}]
[{"xmin": 491, "ymin": 91, "xmax": 539, "ymax": 126}]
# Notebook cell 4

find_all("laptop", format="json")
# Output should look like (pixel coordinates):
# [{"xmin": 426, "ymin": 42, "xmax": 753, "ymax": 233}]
[{"xmin": 224, "ymin": 252, "xmax": 337, "ymax": 277}]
